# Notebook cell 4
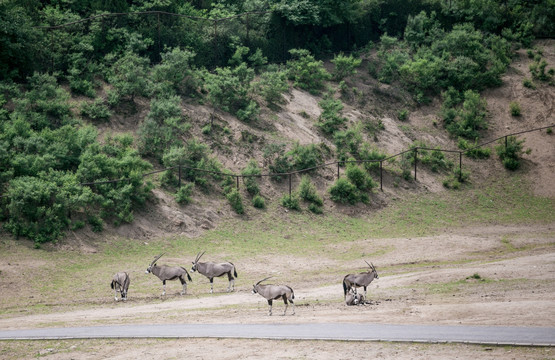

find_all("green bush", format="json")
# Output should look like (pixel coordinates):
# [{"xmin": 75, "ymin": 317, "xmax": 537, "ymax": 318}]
[
  {"xmin": 162, "ymin": 140, "xmax": 222, "ymax": 189},
  {"xmin": 509, "ymin": 101, "xmax": 521, "ymax": 116},
  {"xmin": 152, "ymin": 47, "xmax": 198, "ymax": 96},
  {"xmin": 226, "ymin": 188, "xmax": 244, "ymax": 214},
  {"xmin": 107, "ymin": 51, "xmax": 151, "ymax": 104},
  {"xmin": 444, "ymin": 90, "xmax": 488, "ymax": 139},
  {"xmin": 398, "ymin": 108, "xmax": 409, "ymax": 121},
  {"xmin": 252, "ymin": 194, "xmax": 265, "ymax": 209},
  {"xmin": 317, "ymin": 97, "xmax": 347, "ymax": 135},
  {"xmin": 495, "ymin": 136, "xmax": 525, "ymax": 170},
  {"xmin": 263, "ymin": 143, "xmax": 290, "ymax": 182},
  {"xmin": 255, "ymin": 66, "xmax": 289, "ymax": 104},
  {"xmin": 280, "ymin": 192, "xmax": 301, "ymax": 211},
  {"xmin": 138, "ymin": 96, "xmax": 189, "ymax": 161},
  {"xmin": 241, "ymin": 160, "xmax": 261, "ymax": 196},
  {"xmin": 308, "ymin": 202, "xmax": 323, "ymax": 214},
  {"xmin": 286, "ymin": 48, "xmax": 331, "ymax": 93},
  {"xmin": 287, "ymin": 142, "xmax": 323, "ymax": 172},
  {"xmin": 175, "ymin": 183, "xmax": 194, "ymax": 205},
  {"xmin": 457, "ymin": 138, "xmax": 491, "ymax": 159},
  {"xmin": 331, "ymin": 52, "xmax": 362, "ymax": 81},
  {"xmin": 329, "ymin": 177, "xmax": 362, "ymax": 205},
  {"xmin": 13, "ymin": 72, "xmax": 73, "ymax": 130},
  {"xmin": 298, "ymin": 175, "xmax": 323, "ymax": 206},
  {"xmin": 81, "ymin": 98, "xmax": 111, "ymax": 121},
  {"xmin": 359, "ymin": 145, "xmax": 387, "ymax": 172},
  {"xmin": 522, "ymin": 78, "xmax": 535, "ymax": 89}
]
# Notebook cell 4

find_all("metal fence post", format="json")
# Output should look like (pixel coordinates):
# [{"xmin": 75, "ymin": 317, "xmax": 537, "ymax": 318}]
[
  {"xmin": 236, "ymin": 175, "xmax": 239, "ymax": 189},
  {"xmin": 414, "ymin": 148, "xmax": 418, "ymax": 181},
  {"xmin": 380, "ymin": 161, "xmax": 383, "ymax": 191},
  {"xmin": 459, "ymin": 152, "xmax": 462, "ymax": 181},
  {"xmin": 288, "ymin": 173, "xmax": 292, "ymax": 199}
]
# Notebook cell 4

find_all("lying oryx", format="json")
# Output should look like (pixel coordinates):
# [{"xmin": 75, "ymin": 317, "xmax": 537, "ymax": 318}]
[
  {"xmin": 345, "ymin": 288, "xmax": 365, "ymax": 306},
  {"xmin": 343, "ymin": 261, "xmax": 379, "ymax": 298},
  {"xmin": 191, "ymin": 251, "xmax": 238, "ymax": 293},
  {"xmin": 111, "ymin": 272, "xmax": 130, "ymax": 301},
  {"xmin": 252, "ymin": 277, "xmax": 295, "ymax": 316},
  {"xmin": 146, "ymin": 253, "xmax": 192, "ymax": 296}
]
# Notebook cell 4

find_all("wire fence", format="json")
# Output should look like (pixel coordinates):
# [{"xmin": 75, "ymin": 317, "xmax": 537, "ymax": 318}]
[{"xmin": 74, "ymin": 124, "xmax": 555, "ymax": 198}]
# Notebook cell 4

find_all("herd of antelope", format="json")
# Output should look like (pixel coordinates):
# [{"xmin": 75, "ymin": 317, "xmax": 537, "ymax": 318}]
[{"xmin": 111, "ymin": 252, "xmax": 378, "ymax": 315}]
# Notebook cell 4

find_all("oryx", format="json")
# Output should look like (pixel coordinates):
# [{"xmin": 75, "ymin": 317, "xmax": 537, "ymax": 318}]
[
  {"xmin": 110, "ymin": 272, "xmax": 130, "ymax": 301},
  {"xmin": 191, "ymin": 251, "xmax": 238, "ymax": 293},
  {"xmin": 345, "ymin": 288, "xmax": 365, "ymax": 306},
  {"xmin": 146, "ymin": 253, "xmax": 192, "ymax": 296},
  {"xmin": 252, "ymin": 277, "xmax": 295, "ymax": 316},
  {"xmin": 343, "ymin": 261, "xmax": 379, "ymax": 299}
]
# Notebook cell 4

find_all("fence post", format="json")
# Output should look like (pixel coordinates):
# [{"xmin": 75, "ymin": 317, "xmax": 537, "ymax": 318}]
[
  {"xmin": 288, "ymin": 173, "xmax": 292, "ymax": 199},
  {"xmin": 236, "ymin": 175, "xmax": 239, "ymax": 189},
  {"xmin": 459, "ymin": 152, "xmax": 462, "ymax": 181},
  {"xmin": 505, "ymin": 135, "xmax": 508, "ymax": 150},
  {"xmin": 380, "ymin": 161, "xmax": 383, "ymax": 191},
  {"xmin": 414, "ymin": 148, "xmax": 418, "ymax": 181},
  {"xmin": 337, "ymin": 162, "xmax": 340, "ymax": 179}
]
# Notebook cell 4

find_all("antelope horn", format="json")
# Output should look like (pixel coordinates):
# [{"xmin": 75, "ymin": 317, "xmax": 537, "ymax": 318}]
[
  {"xmin": 150, "ymin": 253, "xmax": 165, "ymax": 266},
  {"xmin": 364, "ymin": 260, "xmax": 372, "ymax": 269},
  {"xmin": 371, "ymin": 262, "xmax": 376, "ymax": 271},
  {"xmin": 195, "ymin": 251, "xmax": 206, "ymax": 263},
  {"xmin": 255, "ymin": 276, "xmax": 273, "ymax": 286}
]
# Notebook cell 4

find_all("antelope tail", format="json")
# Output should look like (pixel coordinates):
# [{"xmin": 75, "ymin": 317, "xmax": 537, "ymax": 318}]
[
  {"xmin": 342, "ymin": 279, "xmax": 348, "ymax": 298},
  {"xmin": 231, "ymin": 262, "xmax": 238, "ymax": 278},
  {"xmin": 110, "ymin": 281, "xmax": 115, "ymax": 290}
]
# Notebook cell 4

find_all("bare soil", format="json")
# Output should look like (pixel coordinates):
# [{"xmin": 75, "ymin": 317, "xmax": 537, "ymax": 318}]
[{"xmin": 1, "ymin": 224, "xmax": 554, "ymax": 359}]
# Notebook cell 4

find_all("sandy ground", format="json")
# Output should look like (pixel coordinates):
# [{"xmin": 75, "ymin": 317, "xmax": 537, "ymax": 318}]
[{"xmin": 0, "ymin": 224, "xmax": 554, "ymax": 359}]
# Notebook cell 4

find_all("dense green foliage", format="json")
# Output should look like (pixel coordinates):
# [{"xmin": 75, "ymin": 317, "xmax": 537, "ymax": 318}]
[{"xmin": 0, "ymin": 0, "xmax": 552, "ymax": 244}]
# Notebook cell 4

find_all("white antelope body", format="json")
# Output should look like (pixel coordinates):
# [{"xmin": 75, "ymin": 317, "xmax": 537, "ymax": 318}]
[
  {"xmin": 343, "ymin": 261, "xmax": 379, "ymax": 298},
  {"xmin": 146, "ymin": 253, "xmax": 192, "ymax": 296},
  {"xmin": 111, "ymin": 272, "xmax": 130, "ymax": 301},
  {"xmin": 191, "ymin": 251, "xmax": 238, "ymax": 293},
  {"xmin": 252, "ymin": 277, "xmax": 295, "ymax": 316}
]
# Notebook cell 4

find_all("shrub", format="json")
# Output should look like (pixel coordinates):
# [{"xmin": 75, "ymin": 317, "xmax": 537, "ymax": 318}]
[
  {"xmin": 331, "ymin": 52, "xmax": 362, "ymax": 81},
  {"xmin": 152, "ymin": 47, "xmax": 198, "ymax": 96},
  {"xmin": 317, "ymin": 97, "xmax": 347, "ymax": 135},
  {"xmin": 345, "ymin": 163, "xmax": 377, "ymax": 192},
  {"xmin": 444, "ymin": 90, "xmax": 488, "ymax": 139},
  {"xmin": 457, "ymin": 138, "xmax": 491, "ymax": 159},
  {"xmin": 308, "ymin": 202, "xmax": 323, "ymax": 214},
  {"xmin": 298, "ymin": 175, "xmax": 323, "ymax": 206},
  {"xmin": 255, "ymin": 66, "xmax": 289, "ymax": 104},
  {"xmin": 252, "ymin": 194, "xmax": 265, "ymax": 209},
  {"xmin": 359, "ymin": 145, "xmax": 387, "ymax": 171},
  {"xmin": 241, "ymin": 160, "xmax": 261, "ymax": 196},
  {"xmin": 329, "ymin": 177, "xmax": 360, "ymax": 205},
  {"xmin": 280, "ymin": 193, "xmax": 301, "ymax": 210},
  {"xmin": 286, "ymin": 48, "xmax": 331, "ymax": 93},
  {"xmin": 175, "ymin": 183, "xmax": 194, "ymax": 205},
  {"xmin": 509, "ymin": 101, "xmax": 521, "ymax": 116},
  {"xmin": 398, "ymin": 109, "xmax": 409, "ymax": 121},
  {"xmin": 495, "ymin": 136, "xmax": 525, "ymax": 170},
  {"xmin": 81, "ymin": 98, "xmax": 111, "ymax": 120},
  {"xmin": 287, "ymin": 142, "xmax": 323, "ymax": 172},
  {"xmin": 522, "ymin": 78, "xmax": 535, "ymax": 89},
  {"xmin": 226, "ymin": 188, "xmax": 244, "ymax": 214},
  {"xmin": 107, "ymin": 51, "xmax": 151, "ymax": 104}
]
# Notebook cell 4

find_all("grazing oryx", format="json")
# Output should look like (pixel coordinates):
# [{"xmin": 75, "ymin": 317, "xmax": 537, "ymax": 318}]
[
  {"xmin": 191, "ymin": 251, "xmax": 238, "ymax": 293},
  {"xmin": 343, "ymin": 261, "xmax": 379, "ymax": 299},
  {"xmin": 252, "ymin": 277, "xmax": 295, "ymax": 316},
  {"xmin": 146, "ymin": 253, "xmax": 192, "ymax": 296},
  {"xmin": 111, "ymin": 272, "xmax": 130, "ymax": 301}
]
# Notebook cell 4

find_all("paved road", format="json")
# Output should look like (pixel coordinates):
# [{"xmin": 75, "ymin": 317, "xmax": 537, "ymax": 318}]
[{"xmin": 1, "ymin": 323, "xmax": 554, "ymax": 346}]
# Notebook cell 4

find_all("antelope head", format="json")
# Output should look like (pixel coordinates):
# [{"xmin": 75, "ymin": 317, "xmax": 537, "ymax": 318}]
[
  {"xmin": 365, "ymin": 260, "xmax": 378, "ymax": 279},
  {"xmin": 191, "ymin": 251, "xmax": 205, "ymax": 272},
  {"xmin": 252, "ymin": 276, "xmax": 273, "ymax": 294},
  {"xmin": 146, "ymin": 253, "xmax": 164, "ymax": 273}
]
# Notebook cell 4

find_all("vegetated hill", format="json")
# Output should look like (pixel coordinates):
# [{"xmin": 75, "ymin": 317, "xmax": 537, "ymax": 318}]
[{"xmin": 72, "ymin": 39, "xmax": 554, "ymax": 246}]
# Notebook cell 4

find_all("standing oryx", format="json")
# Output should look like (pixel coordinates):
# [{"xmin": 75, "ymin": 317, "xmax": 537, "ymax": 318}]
[
  {"xmin": 191, "ymin": 251, "xmax": 238, "ymax": 293},
  {"xmin": 342, "ymin": 261, "xmax": 379, "ymax": 299},
  {"xmin": 111, "ymin": 272, "xmax": 130, "ymax": 301},
  {"xmin": 252, "ymin": 277, "xmax": 295, "ymax": 316},
  {"xmin": 146, "ymin": 253, "xmax": 192, "ymax": 296}
]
